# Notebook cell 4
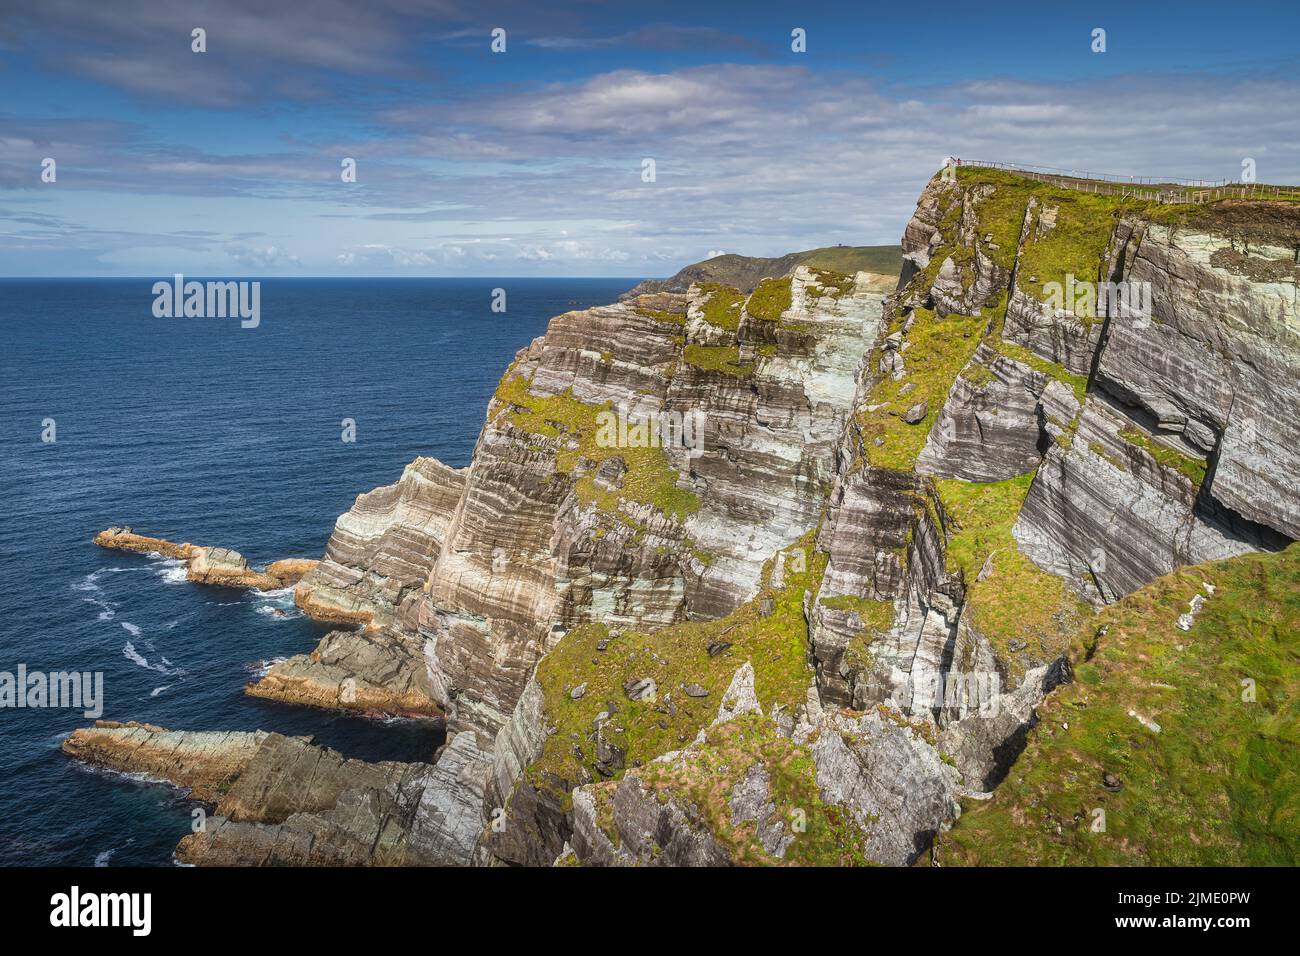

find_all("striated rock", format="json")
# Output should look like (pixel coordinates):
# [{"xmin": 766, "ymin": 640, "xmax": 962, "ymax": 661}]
[
  {"xmin": 295, "ymin": 456, "xmax": 467, "ymax": 629},
  {"xmin": 809, "ymin": 466, "xmax": 953, "ymax": 710},
  {"xmin": 78, "ymin": 171, "xmax": 1300, "ymax": 869},
  {"xmin": 915, "ymin": 342, "xmax": 1081, "ymax": 482},
  {"xmin": 569, "ymin": 705, "xmax": 962, "ymax": 867},
  {"xmin": 1013, "ymin": 395, "xmax": 1267, "ymax": 603},
  {"xmin": 479, "ymin": 677, "xmax": 570, "ymax": 867},
  {"xmin": 1095, "ymin": 218, "xmax": 1300, "ymax": 541},
  {"xmin": 418, "ymin": 266, "xmax": 891, "ymax": 740},
  {"xmin": 807, "ymin": 708, "xmax": 961, "ymax": 866},
  {"xmin": 245, "ymin": 628, "xmax": 443, "ymax": 718}
]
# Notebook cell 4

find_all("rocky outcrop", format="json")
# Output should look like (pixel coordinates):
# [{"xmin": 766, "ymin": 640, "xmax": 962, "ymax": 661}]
[
  {"xmin": 1095, "ymin": 218, "xmax": 1300, "ymax": 540},
  {"xmin": 1013, "ymin": 395, "xmax": 1265, "ymax": 602},
  {"xmin": 294, "ymin": 457, "xmax": 467, "ymax": 629},
  {"xmin": 478, "ymin": 677, "xmax": 568, "ymax": 867},
  {"xmin": 567, "ymin": 702, "xmax": 963, "ymax": 867},
  {"xmin": 92, "ymin": 528, "xmax": 195, "ymax": 561},
  {"xmin": 936, "ymin": 656, "xmax": 1071, "ymax": 791},
  {"xmin": 78, "ymin": 170, "xmax": 1300, "ymax": 869},
  {"xmin": 806, "ymin": 708, "xmax": 962, "ymax": 865},
  {"xmin": 915, "ymin": 343, "xmax": 1082, "ymax": 482},
  {"xmin": 93, "ymin": 528, "xmax": 316, "ymax": 591},
  {"xmin": 62, "ymin": 720, "xmax": 267, "ymax": 800},
  {"xmin": 245, "ymin": 628, "xmax": 443, "ymax": 718},
  {"xmin": 63, "ymin": 720, "xmax": 490, "ymax": 866}
]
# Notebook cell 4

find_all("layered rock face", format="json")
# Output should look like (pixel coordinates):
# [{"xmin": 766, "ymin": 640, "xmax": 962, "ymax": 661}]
[
  {"xmin": 74, "ymin": 169, "xmax": 1299, "ymax": 868},
  {"xmin": 247, "ymin": 457, "xmax": 467, "ymax": 717},
  {"xmin": 294, "ymin": 456, "xmax": 466, "ymax": 629},
  {"xmin": 565, "ymin": 669, "xmax": 963, "ymax": 868},
  {"xmin": 414, "ymin": 267, "xmax": 892, "ymax": 741},
  {"xmin": 805, "ymin": 172, "xmax": 1298, "ymax": 734},
  {"xmin": 245, "ymin": 628, "xmax": 442, "ymax": 717},
  {"xmin": 1010, "ymin": 213, "xmax": 1298, "ymax": 602},
  {"xmin": 63, "ymin": 720, "xmax": 268, "ymax": 800}
]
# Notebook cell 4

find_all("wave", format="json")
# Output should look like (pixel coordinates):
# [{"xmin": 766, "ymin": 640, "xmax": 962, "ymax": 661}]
[
  {"xmin": 72, "ymin": 760, "xmax": 192, "ymax": 797},
  {"xmin": 120, "ymin": 621, "xmax": 142, "ymax": 638},
  {"xmin": 254, "ymin": 604, "xmax": 302, "ymax": 621},
  {"xmin": 155, "ymin": 561, "xmax": 189, "ymax": 585},
  {"xmin": 122, "ymin": 642, "xmax": 185, "ymax": 676},
  {"xmin": 248, "ymin": 657, "xmax": 286, "ymax": 678},
  {"xmin": 93, "ymin": 848, "xmax": 117, "ymax": 867},
  {"xmin": 75, "ymin": 570, "xmax": 121, "ymax": 622}
]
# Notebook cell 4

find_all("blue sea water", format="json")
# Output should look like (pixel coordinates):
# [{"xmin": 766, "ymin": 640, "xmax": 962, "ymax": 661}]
[{"xmin": 0, "ymin": 277, "xmax": 634, "ymax": 866}]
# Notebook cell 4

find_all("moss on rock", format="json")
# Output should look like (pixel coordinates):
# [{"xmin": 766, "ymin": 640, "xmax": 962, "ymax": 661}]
[
  {"xmin": 934, "ymin": 544, "xmax": 1300, "ymax": 866},
  {"xmin": 528, "ymin": 540, "xmax": 827, "ymax": 807}
]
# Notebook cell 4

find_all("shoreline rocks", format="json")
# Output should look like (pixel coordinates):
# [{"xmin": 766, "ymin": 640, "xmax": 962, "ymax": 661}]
[
  {"xmin": 94, "ymin": 527, "xmax": 317, "ymax": 592},
  {"xmin": 61, "ymin": 720, "xmax": 270, "ymax": 801},
  {"xmin": 245, "ymin": 627, "xmax": 444, "ymax": 719},
  {"xmin": 62, "ymin": 720, "xmax": 490, "ymax": 866}
]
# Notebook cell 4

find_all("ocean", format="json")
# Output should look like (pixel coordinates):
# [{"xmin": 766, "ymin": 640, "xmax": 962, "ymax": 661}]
[{"xmin": 0, "ymin": 277, "xmax": 634, "ymax": 866}]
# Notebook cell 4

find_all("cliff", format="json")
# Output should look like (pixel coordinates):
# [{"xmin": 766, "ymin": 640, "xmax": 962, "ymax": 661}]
[{"xmin": 69, "ymin": 166, "xmax": 1300, "ymax": 867}]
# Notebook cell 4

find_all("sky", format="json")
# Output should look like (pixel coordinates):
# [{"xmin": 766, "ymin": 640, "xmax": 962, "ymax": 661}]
[{"xmin": 2, "ymin": 0, "xmax": 1299, "ymax": 277}]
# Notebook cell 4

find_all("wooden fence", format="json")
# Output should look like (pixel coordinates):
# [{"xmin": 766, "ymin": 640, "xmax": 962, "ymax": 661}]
[{"xmin": 953, "ymin": 159, "xmax": 1300, "ymax": 204}]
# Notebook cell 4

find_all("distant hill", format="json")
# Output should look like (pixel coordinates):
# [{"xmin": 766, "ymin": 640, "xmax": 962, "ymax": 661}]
[{"xmin": 621, "ymin": 245, "xmax": 903, "ymax": 298}]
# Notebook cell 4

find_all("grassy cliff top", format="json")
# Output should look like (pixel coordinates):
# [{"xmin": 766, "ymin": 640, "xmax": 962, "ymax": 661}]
[
  {"xmin": 623, "ymin": 245, "xmax": 902, "ymax": 298},
  {"xmin": 933, "ymin": 543, "xmax": 1300, "ymax": 866}
]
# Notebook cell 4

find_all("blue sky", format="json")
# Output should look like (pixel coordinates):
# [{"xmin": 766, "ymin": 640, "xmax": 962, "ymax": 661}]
[{"xmin": 2, "ymin": 0, "xmax": 1298, "ymax": 277}]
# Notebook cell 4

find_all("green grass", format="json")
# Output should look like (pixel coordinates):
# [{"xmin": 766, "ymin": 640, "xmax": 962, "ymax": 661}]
[
  {"xmin": 857, "ymin": 306, "xmax": 988, "ymax": 471},
  {"xmin": 494, "ymin": 369, "xmax": 699, "ymax": 521},
  {"xmin": 798, "ymin": 245, "xmax": 903, "ymax": 277},
  {"xmin": 821, "ymin": 595, "xmax": 897, "ymax": 671},
  {"xmin": 528, "ymin": 541, "xmax": 827, "ymax": 808},
  {"xmin": 920, "ymin": 167, "xmax": 1242, "ymax": 319},
  {"xmin": 746, "ymin": 277, "xmax": 793, "ymax": 322},
  {"xmin": 634, "ymin": 306, "xmax": 686, "ymax": 326},
  {"xmin": 632, "ymin": 714, "xmax": 874, "ymax": 866},
  {"xmin": 988, "ymin": 336, "xmax": 1089, "ymax": 405},
  {"xmin": 820, "ymin": 594, "xmax": 895, "ymax": 629},
  {"xmin": 935, "ymin": 473, "xmax": 1092, "ymax": 681},
  {"xmin": 1119, "ymin": 427, "xmax": 1209, "ymax": 489},
  {"xmin": 1014, "ymin": 192, "xmax": 1122, "ymax": 320},
  {"xmin": 695, "ymin": 283, "xmax": 745, "ymax": 331},
  {"xmin": 683, "ymin": 343, "xmax": 754, "ymax": 377},
  {"xmin": 935, "ymin": 544, "xmax": 1300, "ymax": 865},
  {"xmin": 808, "ymin": 268, "xmax": 857, "ymax": 297}
]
